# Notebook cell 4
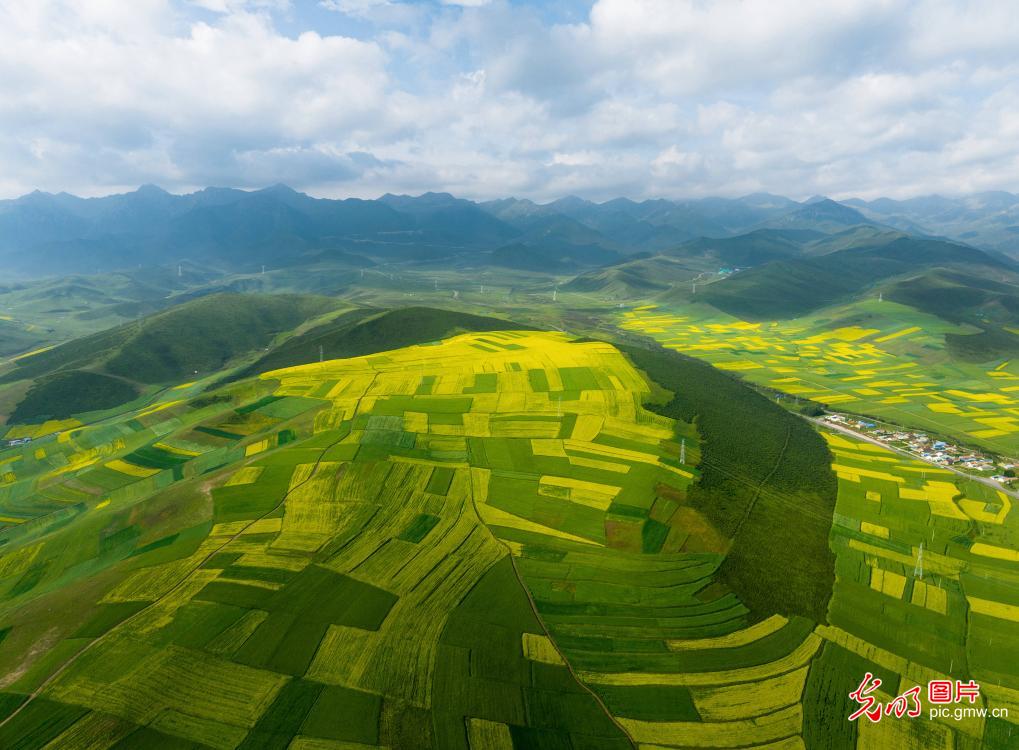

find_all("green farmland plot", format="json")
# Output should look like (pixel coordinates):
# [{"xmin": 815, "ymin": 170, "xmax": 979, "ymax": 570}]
[
  {"xmin": 0, "ymin": 326, "xmax": 1017, "ymax": 748},
  {"xmin": 621, "ymin": 300, "xmax": 1019, "ymax": 456}
]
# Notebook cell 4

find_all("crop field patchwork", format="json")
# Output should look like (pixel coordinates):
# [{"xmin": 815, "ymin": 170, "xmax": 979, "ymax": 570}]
[
  {"xmin": 808, "ymin": 430, "xmax": 1019, "ymax": 748},
  {"xmin": 621, "ymin": 300, "xmax": 1019, "ymax": 453},
  {"xmin": 0, "ymin": 328, "xmax": 1017, "ymax": 747}
]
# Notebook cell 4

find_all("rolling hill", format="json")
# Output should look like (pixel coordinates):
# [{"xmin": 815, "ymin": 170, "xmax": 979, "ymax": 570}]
[
  {"xmin": 234, "ymin": 306, "xmax": 537, "ymax": 379},
  {"xmin": 563, "ymin": 255, "xmax": 695, "ymax": 297},
  {"xmin": 0, "ymin": 326, "xmax": 841, "ymax": 748},
  {"xmin": 669, "ymin": 228, "xmax": 819, "ymax": 267},
  {"xmin": 701, "ymin": 236, "xmax": 1012, "ymax": 320},
  {"xmin": 1, "ymin": 293, "xmax": 339, "ymax": 422}
]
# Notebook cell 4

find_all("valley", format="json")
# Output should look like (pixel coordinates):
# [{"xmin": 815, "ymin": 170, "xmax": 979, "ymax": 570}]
[{"xmin": 2, "ymin": 188, "xmax": 1019, "ymax": 748}]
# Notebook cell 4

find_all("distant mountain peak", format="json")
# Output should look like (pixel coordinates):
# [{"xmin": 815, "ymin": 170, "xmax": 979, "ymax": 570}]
[
  {"xmin": 549, "ymin": 195, "xmax": 593, "ymax": 208},
  {"xmin": 258, "ymin": 183, "xmax": 300, "ymax": 196},
  {"xmin": 136, "ymin": 183, "xmax": 170, "ymax": 195}
]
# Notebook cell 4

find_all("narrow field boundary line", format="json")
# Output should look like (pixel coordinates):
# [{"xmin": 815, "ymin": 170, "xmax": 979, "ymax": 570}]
[{"xmin": 465, "ymin": 464, "xmax": 637, "ymax": 750}]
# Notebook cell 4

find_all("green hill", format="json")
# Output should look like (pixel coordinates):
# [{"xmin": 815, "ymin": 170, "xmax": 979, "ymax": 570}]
[
  {"xmin": 1, "ymin": 293, "xmax": 339, "ymax": 421},
  {"xmin": 702, "ymin": 236, "xmax": 1011, "ymax": 320},
  {"xmin": 9, "ymin": 370, "xmax": 139, "ymax": 423},
  {"xmin": 622, "ymin": 343, "xmax": 837, "ymax": 621},
  {"xmin": 886, "ymin": 270, "xmax": 1019, "ymax": 361},
  {"xmin": 563, "ymin": 255, "xmax": 693, "ymax": 297},
  {"xmin": 887, "ymin": 269, "xmax": 1019, "ymax": 324},
  {"xmin": 2, "ymin": 293, "xmax": 336, "ymax": 386},
  {"xmin": 237, "ymin": 306, "xmax": 536, "ymax": 378},
  {"xmin": 669, "ymin": 228, "xmax": 815, "ymax": 267}
]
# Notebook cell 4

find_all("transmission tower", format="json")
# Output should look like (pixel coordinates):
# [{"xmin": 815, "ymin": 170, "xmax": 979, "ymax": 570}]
[
  {"xmin": 913, "ymin": 541, "xmax": 924, "ymax": 579},
  {"xmin": 680, "ymin": 438, "xmax": 686, "ymax": 464}
]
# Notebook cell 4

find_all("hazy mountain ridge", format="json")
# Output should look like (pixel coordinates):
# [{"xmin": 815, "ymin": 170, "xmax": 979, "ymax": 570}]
[
  {"xmin": 844, "ymin": 191, "xmax": 1019, "ymax": 254},
  {"xmin": 5, "ymin": 185, "xmax": 1015, "ymax": 279}
]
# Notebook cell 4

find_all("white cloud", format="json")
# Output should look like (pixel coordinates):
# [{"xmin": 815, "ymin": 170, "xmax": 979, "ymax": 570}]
[{"xmin": 0, "ymin": 0, "xmax": 1018, "ymax": 200}]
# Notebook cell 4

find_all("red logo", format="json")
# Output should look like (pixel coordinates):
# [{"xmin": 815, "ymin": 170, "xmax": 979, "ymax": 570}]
[{"xmin": 849, "ymin": 674, "xmax": 971, "ymax": 722}]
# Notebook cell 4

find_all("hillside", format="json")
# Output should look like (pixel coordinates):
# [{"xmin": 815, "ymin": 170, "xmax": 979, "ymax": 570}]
[
  {"xmin": 1, "ymin": 293, "xmax": 338, "ymax": 422},
  {"xmin": 563, "ymin": 255, "xmax": 694, "ymax": 297},
  {"xmin": 0, "ymin": 265, "xmax": 225, "ymax": 357},
  {"xmin": 0, "ymin": 330, "xmax": 836, "ymax": 747},
  {"xmin": 235, "ymin": 306, "xmax": 536, "ymax": 378},
  {"xmin": 622, "ymin": 343, "xmax": 837, "ymax": 621},
  {"xmin": 670, "ymin": 228, "xmax": 817, "ymax": 267},
  {"xmin": 702, "ymin": 236, "xmax": 1011, "ymax": 320},
  {"xmin": 887, "ymin": 269, "xmax": 1019, "ymax": 323}
]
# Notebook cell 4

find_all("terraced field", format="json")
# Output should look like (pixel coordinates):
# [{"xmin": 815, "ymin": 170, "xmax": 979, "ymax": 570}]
[
  {"xmin": 1, "ymin": 327, "xmax": 1017, "ymax": 748},
  {"xmin": 621, "ymin": 300, "xmax": 1019, "ymax": 455},
  {"xmin": 813, "ymin": 431, "xmax": 1019, "ymax": 748}
]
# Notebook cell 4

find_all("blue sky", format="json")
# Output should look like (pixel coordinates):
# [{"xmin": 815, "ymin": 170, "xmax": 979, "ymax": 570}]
[{"xmin": 1, "ymin": 0, "xmax": 1017, "ymax": 201}]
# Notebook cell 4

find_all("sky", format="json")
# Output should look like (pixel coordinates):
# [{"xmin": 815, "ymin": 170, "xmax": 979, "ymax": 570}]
[{"xmin": 1, "ymin": 0, "xmax": 1018, "ymax": 202}]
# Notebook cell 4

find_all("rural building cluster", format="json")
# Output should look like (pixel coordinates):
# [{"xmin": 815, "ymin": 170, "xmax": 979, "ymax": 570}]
[{"xmin": 822, "ymin": 413, "xmax": 1016, "ymax": 482}]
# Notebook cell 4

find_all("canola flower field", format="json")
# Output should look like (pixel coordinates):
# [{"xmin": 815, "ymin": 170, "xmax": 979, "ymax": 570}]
[
  {"xmin": 811, "ymin": 430, "xmax": 1019, "ymax": 749},
  {"xmin": 0, "ymin": 330, "xmax": 1017, "ymax": 747},
  {"xmin": 620, "ymin": 300, "xmax": 1019, "ymax": 456}
]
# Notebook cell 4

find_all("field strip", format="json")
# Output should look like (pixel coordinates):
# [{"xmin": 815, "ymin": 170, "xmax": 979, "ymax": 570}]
[
  {"xmin": 810, "ymin": 417, "xmax": 1019, "ymax": 499},
  {"xmin": 465, "ymin": 458, "xmax": 638, "ymax": 750},
  {"xmin": 0, "ymin": 374, "xmax": 379, "ymax": 731}
]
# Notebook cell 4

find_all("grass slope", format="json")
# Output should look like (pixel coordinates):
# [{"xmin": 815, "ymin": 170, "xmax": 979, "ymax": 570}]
[
  {"xmin": 9, "ymin": 371, "xmax": 138, "ymax": 424},
  {"xmin": 622, "ymin": 343, "xmax": 838, "ymax": 622},
  {"xmin": 2, "ymin": 293, "xmax": 336, "ymax": 387},
  {"xmin": 888, "ymin": 269, "xmax": 1019, "ymax": 362},
  {"xmin": 703, "ymin": 237, "xmax": 1010, "ymax": 320},
  {"xmin": 237, "ymin": 306, "xmax": 535, "ymax": 378},
  {"xmin": 563, "ymin": 255, "xmax": 692, "ymax": 297}
]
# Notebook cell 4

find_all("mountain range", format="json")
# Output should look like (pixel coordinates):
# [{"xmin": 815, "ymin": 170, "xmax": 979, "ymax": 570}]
[{"xmin": 2, "ymin": 184, "xmax": 1017, "ymax": 278}]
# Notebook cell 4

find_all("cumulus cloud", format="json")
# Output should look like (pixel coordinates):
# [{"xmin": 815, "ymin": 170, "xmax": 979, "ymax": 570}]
[{"xmin": 0, "ymin": 0, "xmax": 1017, "ymax": 200}]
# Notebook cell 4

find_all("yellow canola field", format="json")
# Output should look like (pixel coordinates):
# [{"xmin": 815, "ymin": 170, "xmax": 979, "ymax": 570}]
[
  {"xmin": 522, "ymin": 633, "xmax": 565, "ymax": 665},
  {"xmin": 620, "ymin": 704, "xmax": 802, "ymax": 748},
  {"xmin": 619, "ymin": 305, "xmax": 1019, "ymax": 452},
  {"xmin": 106, "ymin": 459, "xmax": 160, "ymax": 478}
]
